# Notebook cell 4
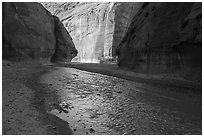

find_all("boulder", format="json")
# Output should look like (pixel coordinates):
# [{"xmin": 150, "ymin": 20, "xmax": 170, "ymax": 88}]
[
  {"xmin": 116, "ymin": 2, "xmax": 201, "ymax": 81},
  {"xmin": 2, "ymin": 2, "xmax": 77, "ymax": 62}
]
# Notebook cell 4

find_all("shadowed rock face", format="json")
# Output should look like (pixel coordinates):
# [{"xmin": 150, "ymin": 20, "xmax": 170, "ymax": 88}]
[
  {"xmin": 112, "ymin": 3, "xmax": 143, "ymax": 57},
  {"xmin": 51, "ymin": 16, "xmax": 77, "ymax": 62},
  {"xmin": 117, "ymin": 2, "xmax": 201, "ymax": 81},
  {"xmin": 42, "ymin": 2, "xmax": 142, "ymax": 63},
  {"xmin": 2, "ymin": 2, "xmax": 77, "ymax": 62}
]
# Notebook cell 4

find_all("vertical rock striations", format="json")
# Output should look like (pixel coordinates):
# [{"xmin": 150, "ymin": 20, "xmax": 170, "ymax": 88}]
[
  {"xmin": 42, "ymin": 2, "xmax": 142, "ymax": 63},
  {"xmin": 116, "ymin": 2, "xmax": 201, "ymax": 80},
  {"xmin": 112, "ymin": 2, "xmax": 143, "ymax": 57},
  {"xmin": 2, "ymin": 2, "xmax": 77, "ymax": 62}
]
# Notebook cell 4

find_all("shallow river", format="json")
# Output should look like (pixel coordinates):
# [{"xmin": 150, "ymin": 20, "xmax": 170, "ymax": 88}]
[{"xmin": 40, "ymin": 67, "xmax": 201, "ymax": 135}]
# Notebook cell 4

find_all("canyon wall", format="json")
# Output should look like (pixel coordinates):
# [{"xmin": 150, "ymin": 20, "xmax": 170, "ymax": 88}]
[
  {"xmin": 116, "ymin": 2, "xmax": 202, "ymax": 80},
  {"xmin": 3, "ymin": 2, "xmax": 77, "ymax": 62},
  {"xmin": 42, "ymin": 2, "xmax": 142, "ymax": 63},
  {"xmin": 112, "ymin": 3, "xmax": 142, "ymax": 57}
]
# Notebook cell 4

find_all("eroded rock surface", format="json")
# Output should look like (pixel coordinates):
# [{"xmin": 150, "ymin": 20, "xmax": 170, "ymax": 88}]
[
  {"xmin": 116, "ymin": 2, "xmax": 202, "ymax": 81},
  {"xmin": 51, "ymin": 16, "xmax": 77, "ymax": 62},
  {"xmin": 3, "ymin": 2, "xmax": 77, "ymax": 62},
  {"xmin": 42, "ymin": 2, "xmax": 142, "ymax": 63}
]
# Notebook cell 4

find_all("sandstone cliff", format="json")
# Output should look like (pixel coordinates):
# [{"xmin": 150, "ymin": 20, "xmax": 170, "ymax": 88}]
[
  {"xmin": 42, "ymin": 2, "xmax": 142, "ymax": 63},
  {"xmin": 116, "ymin": 2, "xmax": 202, "ymax": 80},
  {"xmin": 3, "ymin": 2, "xmax": 77, "ymax": 62}
]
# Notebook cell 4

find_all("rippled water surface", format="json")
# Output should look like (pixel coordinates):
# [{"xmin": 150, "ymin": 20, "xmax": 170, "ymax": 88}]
[{"xmin": 41, "ymin": 67, "xmax": 201, "ymax": 135}]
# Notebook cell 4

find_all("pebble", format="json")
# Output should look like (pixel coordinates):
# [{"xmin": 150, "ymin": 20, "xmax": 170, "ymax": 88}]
[
  {"xmin": 52, "ymin": 127, "xmax": 56, "ymax": 129},
  {"xmin": 90, "ymin": 128, "xmax": 95, "ymax": 133},
  {"xmin": 73, "ymin": 74, "xmax": 79, "ymax": 76},
  {"xmin": 63, "ymin": 110, "xmax": 69, "ymax": 113},
  {"xmin": 131, "ymin": 128, "xmax": 136, "ymax": 132},
  {"xmin": 122, "ymin": 132, "xmax": 128, "ymax": 135}
]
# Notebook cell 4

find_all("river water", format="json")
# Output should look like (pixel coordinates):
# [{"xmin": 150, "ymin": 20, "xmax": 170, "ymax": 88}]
[{"xmin": 40, "ymin": 67, "xmax": 201, "ymax": 135}]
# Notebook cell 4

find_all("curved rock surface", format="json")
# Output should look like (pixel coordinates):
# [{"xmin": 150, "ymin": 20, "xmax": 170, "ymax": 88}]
[
  {"xmin": 117, "ymin": 2, "xmax": 202, "ymax": 81},
  {"xmin": 3, "ymin": 2, "xmax": 77, "ymax": 62},
  {"xmin": 42, "ymin": 2, "xmax": 142, "ymax": 63}
]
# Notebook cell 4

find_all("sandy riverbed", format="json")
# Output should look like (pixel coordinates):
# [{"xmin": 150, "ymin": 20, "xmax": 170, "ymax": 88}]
[
  {"xmin": 2, "ymin": 60, "xmax": 202, "ymax": 135},
  {"xmin": 2, "ymin": 60, "xmax": 72, "ymax": 134},
  {"xmin": 68, "ymin": 63, "xmax": 201, "ymax": 90}
]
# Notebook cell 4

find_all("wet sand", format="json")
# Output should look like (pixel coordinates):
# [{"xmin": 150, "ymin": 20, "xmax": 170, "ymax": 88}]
[
  {"xmin": 2, "ymin": 60, "xmax": 72, "ymax": 135},
  {"xmin": 68, "ymin": 63, "xmax": 201, "ymax": 90},
  {"xmin": 40, "ymin": 65, "xmax": 202, "ymax": 135},
  {"xmin": 2, "ymin": 60, "xmax": 202, "ymax": 135}
]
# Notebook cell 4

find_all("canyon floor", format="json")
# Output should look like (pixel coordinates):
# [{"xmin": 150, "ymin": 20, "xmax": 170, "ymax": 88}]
[{"xmin": 2, "ymin": 60, "xmax": 202, "ymax": 135}]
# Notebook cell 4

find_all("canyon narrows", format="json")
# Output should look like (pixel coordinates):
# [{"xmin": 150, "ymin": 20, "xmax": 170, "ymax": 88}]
[
  {"xmin": 42, "ymin": 2, "xmax": 202, "ymax": 81},
  {"xmin": 42, "ymin": 2, "xmax": 143, "ymax": 63},
  {"xmin": 2, "ymin": 2, "xmax": 202, "ymax": 135}
]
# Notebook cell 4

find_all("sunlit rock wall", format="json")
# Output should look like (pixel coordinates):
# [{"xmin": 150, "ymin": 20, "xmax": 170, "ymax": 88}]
[
  {"xmin": 117, "ymin": 2, "xmax": 202, "ymax": 80},
  {"xmin": 42, "ymin": 2, "xmax": 142, "ymax": 63}
]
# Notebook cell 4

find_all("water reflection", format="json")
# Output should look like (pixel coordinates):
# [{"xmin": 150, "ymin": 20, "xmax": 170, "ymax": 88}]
[{"xmin": 41, "ymin": 67, "xmax": 201, "ymax": 135}]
